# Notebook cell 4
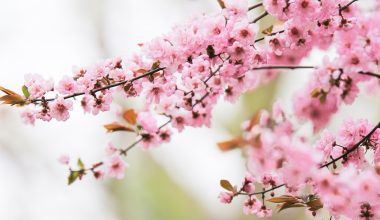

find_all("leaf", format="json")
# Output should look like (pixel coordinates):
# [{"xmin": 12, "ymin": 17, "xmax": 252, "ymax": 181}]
[
  {"xmin": 262, "ymin": 25, "xmax": 274, "ymax": 35},
  {"xmin": 267, "ymin": 195, "xmax": 299, "ymax": 204},
  {"xmin": 306, "ymin": 198, "xmax": 323, "ymax": 211},
  {"xmin": 0, "ymin": 94, "xmax": 26, "ymax": 106},
  {"xmin": 77, "ymin": 158, "xmax": 85, "ymax": 170},
  {"xmin": 123, "ymin": 109, "xmax": 138, "ymax": 125},
  {"xmin": 220, "ymin": 179, "xmax": 234, "ymax": 192},
  {"xmin": 22, "ymin": 85, "xmax": 30, "ymax": 98},
  {"xmin": 68, "ymin": 171, "xmax": 80, "ymax": 185},
  {"xmin": 151, "ymin": 60, "xmax": 161, "ymax": 70},
  {"xmin": 0, "ymin": 86, "xmax": 26, "ymax": 106},
  {"xmin": 217, "ymin": 0, "xmax": 226, "ymax": 8},
  {"xmin": 104, "ymin": 122, "xmax": 135, "ymax": 133},
  {"xmin": 310, "ymin": 88, "xmax": 321, "ymax": 98},
  {"xmin": 217, "ymin": 137, "xmax": 246, "ymax": 151},
  {"xmin": 279, "ymin": 202, "xmax": 305, "ymax": 212},
  {"xmin": 319, "ymin": 92, "xmax": 327, "ymax": 103},
  {"xmin": 0, "ymin": 86, "xmax": 19, "ymax": 95}
]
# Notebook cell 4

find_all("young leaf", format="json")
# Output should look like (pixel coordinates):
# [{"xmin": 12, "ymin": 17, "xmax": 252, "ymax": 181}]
[
  {"xmin": 151, "ymin": 60, "xmax": 161, "ymax": 70},
  {"xmin": 217, "ymin": 0, "xmax": 226, "ymax": 8},
  {"xmin": 104, "ymin": 122, "xmax": 135, "ymax": 133},
  {"xmin": 306, "ymin": 198, "xmax": 323, "ymax": 211},
  {"xmin": 0, "ymin": 86, "xmax": 26, "ymax": 106},
  {"xmin": 279, "ymin": 202, "xmax": 305, "ymax": 212},
  {"xmin": 310, "ymin": 88, "xmax": 321, "ymax": 98},
  {"xmin": 123, "ymin": 109, "xmax": 138, "ymax": 125},
  {"xmin": 22, "ymin": 85, "xmax": 30, "ymax": 98},
  {"xmin": 217, "ymin": 137, "xmax": 245, "ymax": 151},
  {"xmin": 77, "ymin": 158, "xmax": 85, "ymax": 170},
  {"xmin": 267, "ymin": 195, "xmax": 299, "ymax": 203},
  {"xmin": 68, "ymin": 171, "xmax": 80, "ymax": 185},
  {"xmin": 262, "ymin": 25, "xmax": 274, "ymax": 35},
  {"xmin": 0, "ymin": 86, "xmax": 19, "ymax": 95},
  {"xmin": 220, "ymin": 179, "xmax": 234, "ymax": 192}
]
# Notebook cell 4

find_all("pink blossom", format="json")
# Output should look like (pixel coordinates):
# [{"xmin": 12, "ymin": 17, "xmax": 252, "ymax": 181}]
[
  {"xmin": 106, "ymin": 155, "xmax": 127, "ymax": 179},
  {"xmin": 20, "ymin": 109, "xmax": 36, "ymax": 125},
  {"xmin": 218, "ymin": 191, "xmax": 233, "ymax": 204},
  {"xmin": 137, "ymin": 111, "xmax": 158, "ymax": 133},
  {"xmin": 49, "ymin": 98, "xmax": 73, "ymax": 121},
  {"xmin": 243, "ymin": 197, "xmax": 262, "ymax": 215},
  {"xmin": 56, "ymin": 76, "xmax": 78, "ymax": 95},
  {"xmin": 58, "ymin": 154, "xmax": 70, "ymax": 165},
  {"xmin": 105, "ymin": 142, "xmax": 117, "ymax": 156}
]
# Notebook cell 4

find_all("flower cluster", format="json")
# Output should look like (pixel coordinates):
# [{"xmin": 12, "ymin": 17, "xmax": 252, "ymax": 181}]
[
  {"xmin": 218, "ymin": 101, "xmax": 380, "ymax": 219},
  {"xmin": 1, "ymin": 0, "xmax": 380, "ymax": 219}
]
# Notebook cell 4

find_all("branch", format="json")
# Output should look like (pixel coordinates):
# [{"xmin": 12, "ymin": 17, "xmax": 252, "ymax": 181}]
[
  {"xmin": 320, "ymin": 122, "xmax": 380, "ymax": 169},
  {"xmin": 31, "ymin": 67, "xmax": 165, "ymax": 103},
  {"xmin": 358, "ymin": 71, "xmax": 380, "ymax": 79},
  {"xmin": 340, "ymin": 0, "xmax": 359, "ymax": 12},
  {"xmin": 250, "ymin": 11, "xmax": 269, "ymax": 24},
  {"xmin": 252, "ymin": 65, "xmax": 315, "ymax": 70},
  {"xmin": 248, "ymin": 2, "xmax": 263, "ymax": 11},
  {"xmin": 254, "ymin": 30, "xmax": 285, "ymax": 43}
]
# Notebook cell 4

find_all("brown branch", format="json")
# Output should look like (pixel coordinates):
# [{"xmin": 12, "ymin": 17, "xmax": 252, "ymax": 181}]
[
  {"xmin": 254, "ymin": 30, "xmax": 285, "ymax": 43},
  {"xmin": 340, "ymin": 0, "xmax": 359, "ymax": 12},
  {"xmin": 250, "ymin": 11, "xmax": 269, "ymax": 24},
  {"xmin": 252, "ymin": 65, "xmax": 315, "ymax": 70},
  {"xmin": 248, "ymin": 2, "xmax": 263, "ymax": 11},
  {"xmin": 358, "ymin": 71, "xmax": 380, "ymax": 79},
  {"xmin": 31, "ymin": 67, "xmax": 165, "ymax": 103}
]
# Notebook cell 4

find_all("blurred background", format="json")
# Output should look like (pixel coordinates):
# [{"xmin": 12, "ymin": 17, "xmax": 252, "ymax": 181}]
[{"xmin": 0, "ymin": 0, "xmax": 379, "ymax": 219}]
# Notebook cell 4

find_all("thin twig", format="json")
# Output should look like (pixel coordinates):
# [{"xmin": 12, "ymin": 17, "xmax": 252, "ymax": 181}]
[
  {"xmin": 250, "ymin": 11, "xmax": 269, "ymax": 23},
  {"xmin": 320, "ymin": 122, "xmax": 380, "ymax": 168},
  {"xmin": 31, "ymin": 67, "xmax": 165, "ymax": 103},
  {"xmin": 248, "ymin": 2, "xmax": 263, "ymax": 11}
]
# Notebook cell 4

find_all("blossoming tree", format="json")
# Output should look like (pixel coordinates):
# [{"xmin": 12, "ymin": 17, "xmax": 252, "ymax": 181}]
[{"xmin": 1, "ymin": 0, "xmax": 380, "ymax": 219}]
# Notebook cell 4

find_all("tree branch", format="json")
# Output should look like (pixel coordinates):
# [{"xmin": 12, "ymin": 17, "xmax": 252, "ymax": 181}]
[
  {"xmin": 31, "ymin": 67, "xmax": 165, "ymax": 103},
  {"xmin": 320, "ymin": 122, "xmax": 380, "ymax": 169}
]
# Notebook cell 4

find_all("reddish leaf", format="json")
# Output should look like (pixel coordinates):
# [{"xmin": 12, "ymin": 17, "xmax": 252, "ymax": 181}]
[
  {"xmin": 267, "ymin": 195, "xmax": 299, "ymax": 203},
  {"xmin": 104, "ymin": 122, "xmax": 135, "ymax": 133},
  {"xmin": 217, "ymin": 0, "xmax": 226, "ymax": 8},
  {"xmin": 279, "ymin": 202, "xmax": 305, "ymax": 212},
  {"xmin": 0, "ymin": 86, "xmax": 26, "ymax": 106},
  {"xmin": 217, "ymin": 137, "xmax": 246, "ymax": 151},
  {"xmin": 123, "ymin": 109, "xmax": 138, "ymax": 125},
  {"xmin": 306, "ymin": 198, "xmax": 323, "ymax": 211},
  {"xmin": 220, "ymin": 179, "xmax": 235, "ymax": 192}
]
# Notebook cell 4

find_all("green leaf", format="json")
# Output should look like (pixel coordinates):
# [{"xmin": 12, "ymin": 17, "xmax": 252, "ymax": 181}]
[
  {"xmin": 220, "ymin": 179, "xmax": 234, "ymax": 192},
  {"xmin": 68, "ymin": 171, "xmax": 80, "ymax": 185},
  {"xmin": 77, "ymin": 158, "xmax": 85, "ymax": 170},
  {"xmin": 22, "ymin": 85, "xmax": 30, "ymax": 98}
]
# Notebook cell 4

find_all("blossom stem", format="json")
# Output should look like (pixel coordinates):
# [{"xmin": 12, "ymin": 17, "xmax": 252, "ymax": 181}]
[
  {"xmin": 237, "ymin": 184, "xmax": 286, "ymax": 196},
  {"xmin": 319, "ymin": 122, "xmax": 380, "ymax": 169},
  {"xmin": 31, "ymin": 67, "xmax": 165, "ymax": 103},
  {"xmin": 254, "ymin": 30, "xmax": 285, "ymax": 43},
  {"xmin": 248, "ymin": 2, "xmax": 263, "ymax": 11}
]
